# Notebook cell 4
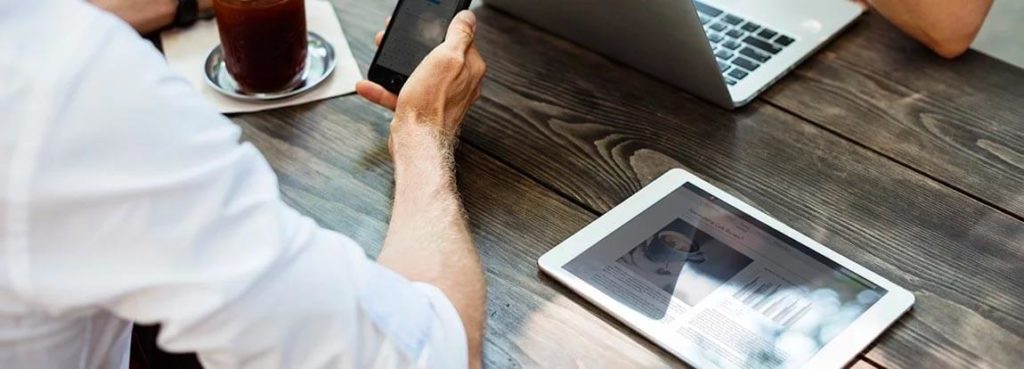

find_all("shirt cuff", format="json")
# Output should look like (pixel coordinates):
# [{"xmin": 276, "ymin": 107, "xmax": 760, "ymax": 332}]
[{"xmin": 412, "ymin": 282, "xmax": 469, "ymax": 369}]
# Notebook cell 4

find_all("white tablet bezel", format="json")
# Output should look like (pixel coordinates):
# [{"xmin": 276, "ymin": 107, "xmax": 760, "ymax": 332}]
[{"xmin": 538, "ymin": 168, "xmax": 914, "ymax": 369}]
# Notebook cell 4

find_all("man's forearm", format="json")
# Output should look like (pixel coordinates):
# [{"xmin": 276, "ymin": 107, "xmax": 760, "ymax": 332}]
[
  {"xmin": 376, "ymin": 122, "xmax": 485, "ymax": 368},
  {"xmin": 867, "ymin": 0, "xmax": 993, "ymax": 58}
]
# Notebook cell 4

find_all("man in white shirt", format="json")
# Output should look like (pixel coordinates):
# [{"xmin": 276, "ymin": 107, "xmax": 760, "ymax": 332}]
[{"xmin": 0, "ymin": 0, "xmax": 487, "ymax": 368}]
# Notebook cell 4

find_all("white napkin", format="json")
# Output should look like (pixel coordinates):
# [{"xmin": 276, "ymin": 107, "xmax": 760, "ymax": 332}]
[{"xmin": 161, "ymin": 0, "xmax": 362, "ymax": 114}]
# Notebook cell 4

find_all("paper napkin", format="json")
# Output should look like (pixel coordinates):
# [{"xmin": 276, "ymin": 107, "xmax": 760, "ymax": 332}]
[{"xmin": 161, "ymin": 0, "xmax": 362, "ymax": 114}]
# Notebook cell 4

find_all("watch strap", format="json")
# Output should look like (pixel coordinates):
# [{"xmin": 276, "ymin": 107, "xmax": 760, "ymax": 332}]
[{"xmin": 173, "ymin": 0, "xmax": 200, "ymax": 28}]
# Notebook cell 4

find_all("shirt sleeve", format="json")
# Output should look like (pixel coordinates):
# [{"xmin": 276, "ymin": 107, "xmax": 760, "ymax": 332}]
[{"xmin": 9, "ymin": 3, "xmax": 466, "ymax": 369}]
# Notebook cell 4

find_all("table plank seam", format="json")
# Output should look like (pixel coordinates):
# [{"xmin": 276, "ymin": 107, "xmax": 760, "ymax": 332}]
[
  {"xmin": 760, "ymin": 98, "xmax": 1024, "ymax": 225},
  {"xmin": 461, "ymin": 140, "xmax": 607, "ymax": 217}
]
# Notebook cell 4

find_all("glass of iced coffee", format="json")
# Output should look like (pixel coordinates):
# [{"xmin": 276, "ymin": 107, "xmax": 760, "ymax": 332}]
[{"xmin": 213, "ymin": 0, "xmax": 308, "ymax": 93}]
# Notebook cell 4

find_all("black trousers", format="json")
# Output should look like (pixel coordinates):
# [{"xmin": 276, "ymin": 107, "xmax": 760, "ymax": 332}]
[{"xmin": 130, "ymin": 324, "xmax": 203, "ymax": 369}]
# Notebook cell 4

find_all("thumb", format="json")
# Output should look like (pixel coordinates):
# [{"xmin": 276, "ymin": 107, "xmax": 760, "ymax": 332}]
[
  {"xmin": 443, "ymin": 10, "xmax": 477, "ymax": 52},
  {"xmin": 356, "ymin": 80, "xmax": 398, "ymax": 111}
]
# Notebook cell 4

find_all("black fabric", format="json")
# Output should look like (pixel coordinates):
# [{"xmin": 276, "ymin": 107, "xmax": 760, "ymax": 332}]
[
  {"xmin": 173, "ymin": 0, "xmax": 199, "ymax": 28},
  {"xmin": 130, "ymin": 324, "xmax": 204, "ymax": 369}
]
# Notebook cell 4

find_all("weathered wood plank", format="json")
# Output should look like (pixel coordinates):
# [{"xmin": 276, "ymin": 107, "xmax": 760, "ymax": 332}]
[
  {"xmin": 132, "ymin": 97, "xmax": 881, "ymax": 369},
  {"xmin": 230, "ymin": 94, "xmax": 889, "ymax": 369},
  {"xmin": 762, "ymin": 12, "xmax": 1024, "ymax": 217},
  {"xmin": 231, "ymin": 96, "xmax": 699, "ymax": 368},
  {"xmin": 452, "ymin": 6, "xmax": 1024, "ymax": 369}
]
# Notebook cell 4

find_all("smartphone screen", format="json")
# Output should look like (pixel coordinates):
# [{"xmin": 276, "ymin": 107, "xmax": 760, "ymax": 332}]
[{"xmin": 371, "ymin": 0, "xmax": 467, "ymax": 93}]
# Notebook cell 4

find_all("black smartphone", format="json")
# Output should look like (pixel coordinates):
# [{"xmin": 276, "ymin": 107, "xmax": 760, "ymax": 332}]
[{"xmin": 368, "ymin": 0, "xmax": 472, "ymax": 94}]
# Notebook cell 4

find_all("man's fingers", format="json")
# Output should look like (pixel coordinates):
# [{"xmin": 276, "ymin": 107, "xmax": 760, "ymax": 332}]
[
  {"xmin": 373, "ymin": 16, "xmax": 391, "ymax": 47},
  {"xmin": 443, "ymin": 10, "xmax": 477, "ymax": 52},
  {"xmin": 469, "ymin": 45, "xmax": 486, "ymax": 79},
  {"xmin": 356, "ymin": 80, "xmax": 398, "ymax": 111}
]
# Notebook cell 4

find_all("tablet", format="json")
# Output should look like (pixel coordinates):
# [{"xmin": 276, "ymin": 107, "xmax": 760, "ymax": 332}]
[{"xmin": 539, "ymin": 169, "xmax": 914, "ymax": 369}]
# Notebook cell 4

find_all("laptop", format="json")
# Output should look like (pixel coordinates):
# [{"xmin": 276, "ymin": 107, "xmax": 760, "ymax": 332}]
[{"xmin": 482, "ymin": 0, "xmax": 864, "ymax": 109}]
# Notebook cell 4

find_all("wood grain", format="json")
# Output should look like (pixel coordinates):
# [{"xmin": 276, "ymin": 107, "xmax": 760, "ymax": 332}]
[
  {"xmin": 229, "ymin": 96, "xmax": 889, "ymax": 369},
  {"xmin": 230, "ymin": 96, "xmax": 702, "ymax": 368},
  {"xmin": 445, "ymin": 6, "xmax": 1024, "ymax": 369},
  {"xmin": 762, "ymin": 12, "xmax": 1024, "ymax": 217},
  {"xmin": 133, "ymin": 97, "xmax": 881, "ymax": 369},
  {"xmin": 133, "ymin": 97, "xmax": 702, "ymax": 368}
]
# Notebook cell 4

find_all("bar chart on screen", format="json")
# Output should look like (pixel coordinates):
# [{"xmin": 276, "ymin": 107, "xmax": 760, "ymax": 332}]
[{"xmin": 733, "ymin": 276, "xmax": 813, "ymax": 327}]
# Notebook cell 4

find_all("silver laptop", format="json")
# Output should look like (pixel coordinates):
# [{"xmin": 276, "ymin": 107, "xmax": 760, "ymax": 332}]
[{"xmin": 482, "ymin": 0, "xmax": 863, "ymax": 109}]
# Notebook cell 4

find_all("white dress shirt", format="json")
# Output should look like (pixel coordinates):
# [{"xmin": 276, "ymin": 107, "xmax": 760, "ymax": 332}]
[{"xmin": 0, "ymin": 1, "xmax": 467, "ymax": 368}]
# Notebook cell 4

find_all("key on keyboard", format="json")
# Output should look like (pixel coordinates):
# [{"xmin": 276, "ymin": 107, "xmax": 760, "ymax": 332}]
[
  {"xmin": 732, "ymin": 57, "xmax": 760, "ymax": 71},
  {"xmin": 740, "ymin": 22, "xmax": 760, "ymax": 32},
  {"xmin": 728, "ymin": 69, "xmax": 748, "ymax": 80},
  {"xmin": 717, "ymin": 60, "xmax": 731, "ymax": 72},
  {"xmin": 725, "ymin": 29, "xmax": 745, "ymax": 39},
  {"xmin": 757, "ymin": 28, "xmax": 778, "ymax": 40},
  {"xmin": 722, "ymin": 14, "xmax": 743, "ymax": 25},
  {"xmin": 742, "ymin": 36, "xmax": 782, "ymax": 54},
  {"xmin": 693, "ymin": 1, "xmax": 723, "ymax": 17},
  {"xmin": 739, "ymin": 47, "xmax": 771, "ymax": 63}
]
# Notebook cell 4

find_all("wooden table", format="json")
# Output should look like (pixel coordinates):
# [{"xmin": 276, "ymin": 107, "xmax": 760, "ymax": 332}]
[{"xmin": 137, "ymin": 1, "xmax": 1024, "ymax": 368}]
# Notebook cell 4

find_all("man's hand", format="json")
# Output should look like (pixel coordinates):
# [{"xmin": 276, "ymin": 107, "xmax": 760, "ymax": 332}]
[
  {"xmin": 356, "ymin": 11, "xmax": 487, "ymax": 154},
  {"xmin": 357, "ymin": 10, "xmax": 488, "ymax": 369}
]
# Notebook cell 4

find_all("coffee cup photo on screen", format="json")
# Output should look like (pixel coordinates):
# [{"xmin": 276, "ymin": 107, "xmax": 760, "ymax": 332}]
[{"xmin": 616, "ymin": 218, "xmax": 753, "ymax": 307}]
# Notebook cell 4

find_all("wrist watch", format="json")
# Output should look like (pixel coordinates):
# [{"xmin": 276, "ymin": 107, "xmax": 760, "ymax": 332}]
[{"xmin": 173, "ymin": 0, "xmax": 200, "ymax": 28}]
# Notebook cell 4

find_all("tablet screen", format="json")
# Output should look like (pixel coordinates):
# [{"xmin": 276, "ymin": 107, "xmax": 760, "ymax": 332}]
[{"xmin": 563, "ymin": 183, "xmax": 887, "ymax": 369}]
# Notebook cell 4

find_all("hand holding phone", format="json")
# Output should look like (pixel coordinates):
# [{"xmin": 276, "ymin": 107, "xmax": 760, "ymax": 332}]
[
  {"xmin": 367, "ymin": 0, "xmax": 472, "ymax": 94},
  {"xmin": 357, "ymin": 10, "xmax": 486, "ymax": 146}
]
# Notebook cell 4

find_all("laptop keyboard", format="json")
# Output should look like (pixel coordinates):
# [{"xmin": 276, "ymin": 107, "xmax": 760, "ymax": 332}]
[{"xmin": 693, "ymin": 1, "xmax": 796, "ymax": 86}]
